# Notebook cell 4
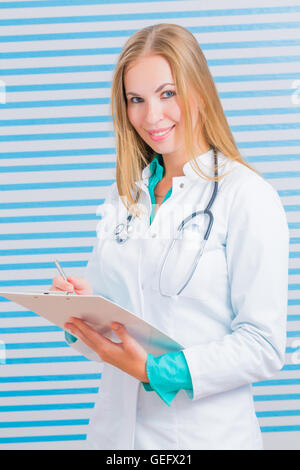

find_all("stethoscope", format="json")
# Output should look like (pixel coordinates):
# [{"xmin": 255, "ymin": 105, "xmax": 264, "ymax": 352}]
[{"xmin": 113, "ymin": 147, "xmax": 219, "ymax": 296}]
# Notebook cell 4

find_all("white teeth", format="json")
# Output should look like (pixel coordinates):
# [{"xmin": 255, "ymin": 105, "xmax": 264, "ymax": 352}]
[{"xmin": 151, "ymin": 126, "xmax": 173, "ymax": 136}]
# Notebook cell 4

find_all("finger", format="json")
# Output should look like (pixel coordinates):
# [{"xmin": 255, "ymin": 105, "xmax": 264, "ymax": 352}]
[
  {"xmin": 110, "ymin": 322, "xmax": 134, "ymax": 346},
  {"xmin": 67, "ymin": 276, "xmax": 89, "ymax": 294},
  {"xmin": 67, "ymin": 317, "xmax": 115, "ymax": 352},
  {"xmin": 65, "ymin": 321, "xmax": 97, "ymax": 352},
  {"xmin": 52, "ymin": 275, "xmax": 73, "ymax": 292}
]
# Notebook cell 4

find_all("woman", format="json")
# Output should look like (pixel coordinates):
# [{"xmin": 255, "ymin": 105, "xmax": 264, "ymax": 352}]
[{"xmin": 51, "ymin": 24, "xmax": 289, "ymax": 450}]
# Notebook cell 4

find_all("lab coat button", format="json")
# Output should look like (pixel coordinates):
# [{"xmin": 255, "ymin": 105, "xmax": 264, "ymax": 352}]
[
  {"xmin": 180, "ymin": 183, "xmax": 184, "ymax": 188},
  {"xmin": 151, "ymin": 233, "xmax": 157, "ymax": 238}
]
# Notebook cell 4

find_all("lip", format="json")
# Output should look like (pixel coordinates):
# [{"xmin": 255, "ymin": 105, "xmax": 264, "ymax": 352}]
[{"xmin": 147, "ymin": 125, "xmax": 175, "ymax": 142}]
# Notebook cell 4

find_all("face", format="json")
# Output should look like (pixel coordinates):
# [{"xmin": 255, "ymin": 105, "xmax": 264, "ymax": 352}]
[{"xmin": 124, "ymin": 55, "xmax": 201, "ymax": 165}]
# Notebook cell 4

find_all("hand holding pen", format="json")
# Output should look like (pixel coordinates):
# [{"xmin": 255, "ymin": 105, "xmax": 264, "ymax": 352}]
[{"xmin": 50, "ymin": 259, "xmax": 93, "ymax": 295}]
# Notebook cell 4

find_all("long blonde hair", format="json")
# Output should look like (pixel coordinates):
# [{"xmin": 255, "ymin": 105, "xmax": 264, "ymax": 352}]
[{"xmin": 110, "ymin": 23, "xmax": 259, "ymax": 217}]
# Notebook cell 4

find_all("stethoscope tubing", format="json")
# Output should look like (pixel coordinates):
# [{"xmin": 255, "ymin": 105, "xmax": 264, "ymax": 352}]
[
  {"xmin": 158, "ymin": 148, "xmax": 219, "ymax": 295},
  {"xmin": 114, "ymin": 147, "xmax": 219, "ymax": 245}
]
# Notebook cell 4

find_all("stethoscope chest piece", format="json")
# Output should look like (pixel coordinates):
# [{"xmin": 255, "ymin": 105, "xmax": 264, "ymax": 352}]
[{"xmin": 114, "ymin": 223, "xmax": 125, "ymax": 236}]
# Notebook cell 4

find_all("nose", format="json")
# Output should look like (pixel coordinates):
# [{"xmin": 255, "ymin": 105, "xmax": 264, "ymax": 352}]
[{"xmin": 144, "ymin": 99, "xmax": 163, "ymax": 124}]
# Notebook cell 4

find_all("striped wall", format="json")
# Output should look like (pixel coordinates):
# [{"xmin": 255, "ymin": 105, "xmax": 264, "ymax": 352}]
[{"xmin": 0, "ymin": 0, "xmax": 299, "ymax": 450}]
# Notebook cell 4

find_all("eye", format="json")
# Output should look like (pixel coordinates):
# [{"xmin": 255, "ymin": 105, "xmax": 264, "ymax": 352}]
[
  {"xmin": 130, "ymin": 96, "xmax": 142, "ymax": 104},
  {"xmin": 129, "ymin": 90, "xmax": 176, "ymax": 104},
  {"xmin": 162, "ymin": 90, "xmax": 176, "ymax": 98}
]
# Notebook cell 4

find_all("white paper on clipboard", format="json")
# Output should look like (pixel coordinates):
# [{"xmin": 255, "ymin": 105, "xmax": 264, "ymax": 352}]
[{"xmin": 0, "ymin": 290, "xmax": 184, "ymax": 356}]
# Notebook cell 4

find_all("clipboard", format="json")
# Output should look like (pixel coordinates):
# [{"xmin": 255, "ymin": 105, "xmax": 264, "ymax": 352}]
[{"xmin": 0, "ymin": 290, "xmax": 184, "ymax": 356}]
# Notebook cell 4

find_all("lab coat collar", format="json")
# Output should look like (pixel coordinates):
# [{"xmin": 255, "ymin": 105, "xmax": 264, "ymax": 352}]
[{"xmin": 137, "ymin": 148, "xmax": 215, "ymax": 187}]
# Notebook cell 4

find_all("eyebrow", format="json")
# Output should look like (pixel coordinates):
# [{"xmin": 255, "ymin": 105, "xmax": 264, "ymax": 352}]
[{"xmin": 126, "ymin": 82, "xmax": 175, "ymax": 97}]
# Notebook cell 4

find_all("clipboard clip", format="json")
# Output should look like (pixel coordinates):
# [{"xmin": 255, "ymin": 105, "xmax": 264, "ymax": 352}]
[{"xmin": 42, "ymin": 290, "xmax": 74, "ymax": 296}]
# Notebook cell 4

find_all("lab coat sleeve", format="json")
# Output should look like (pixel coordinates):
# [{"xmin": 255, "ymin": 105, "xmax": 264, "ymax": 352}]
[
  {"xmin": 64, "ymin": 182, "xmax": 118, "ymax": 362},
  {"xmin": 182, "ymin": 175, "xmax": 290, "ymax": 401}
]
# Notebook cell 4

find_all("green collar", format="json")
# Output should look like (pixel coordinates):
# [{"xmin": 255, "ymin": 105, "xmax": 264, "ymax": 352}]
[{"xmin": 149, "ymin": 153, "xmax": 165, "ymax": 180}]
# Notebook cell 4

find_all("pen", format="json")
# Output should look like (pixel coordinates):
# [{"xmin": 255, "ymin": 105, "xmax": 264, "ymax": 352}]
[{"xmin": 54, "ymin": 258, "xmax": 73, "ymax": 295}]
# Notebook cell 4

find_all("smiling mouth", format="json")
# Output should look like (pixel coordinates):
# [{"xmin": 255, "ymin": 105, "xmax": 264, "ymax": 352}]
[{"xmin": 148, "ymin": 125, "xmax": 175, "ymax": 141}]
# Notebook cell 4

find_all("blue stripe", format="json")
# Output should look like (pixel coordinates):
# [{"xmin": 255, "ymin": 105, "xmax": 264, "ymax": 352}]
[
  {"xmin": 288, "ymin": 299, "xmax": 300, "ymax": 305},
  {"xmin": 0, "ymin": 212, "xmax": 98, "ymax": 220},
  {"xmin": 0, "ymin": 261, "xmax": 88, "ymax": 269},
  {"xmin": 289, "ymin": 285, "xmax": 300, "ymax": 292},
  {"xmin": 277, "ymin": 189, "xmax": 300, "ymax": 197},
  {"xmin": 0, "ymin": 419, "xmax": 89, "ymax": 428},
  {"xmin": 0, "ymin": 148, "xmax": 115, "ymax": 159},
  {"xmin": 0, "ymin": 326, "xmax": 61, "ymax": 333},
  {"xmin": 238, "ymin": 139, "xmax": 300, "ymax": 148},
  {"xmin": 253, "ymin": 379, "xmax": 300, "ymax": 387},
  {"xmin": 6, "ymin": 357, "xmax": 89, "ymax": 364},
  {"xmin": 0, "ymin": 163, "xmax": 114, "ymax": 172},
  {"xmin": 282, "ymin": 364, "xmax": 300, "ymax": 371},
  {"xmin": 0, "ymin": 258, "xmax": 92, "ymax": 270},
  {"xmin": 0, "ymin": 214, "xmax": 98, "ymax": 222},
  {"xmin": 286, "ymin": 346, "xmax": 300, "ymax": 354},
  {"xmin": 288, "ymin": 315, "xmax": 300, "ymax": 321},
  {"xmin": 0, "ymin": 200, "xmax": 103, "ymax": 209},
  {"xmin": 2, "ymin": 98, "xmax": 109, "ymax": 108},
  {"xmin": 0, "ymin": 231, "xmax": 96, "ymax": 240},
  {"xmin": 0, "ymin": 0, "xmax": 177, "ymax": 7},
  {"xmin": 254, "ymin": 394, "xmax": 300, "ymax": 401},
  {"xmin": 248, "ymin": 153, "xmax": 300, "ymax": 163},
  {"xmin": 228, "ymin": 108, "xmax": 300, "ymax": 117},
  {"xmin": 0, "ymin": 388, "xmax": 98, "ymax": 397},
  {"xmin": 0, "ymin": 131, "xmax": 114, "ymax": 141},
  {"xmin": 0, "ymin": 180, "xmax": 114, "ymax": 191},
  {"xmin": 263, "ymin": 171, "xmax": 300, "ymax": 179},
  {"xmin": 0, "ymin": 403, "xmax": 94, "ymax": 412},
  {"xmin": 0, "ymin": 117, "xmax": 112, "ymax": 127},
  {"xmin": 5, "ymin": 342, "xmax": 69, "ymax": 349},
  {"xmin": 0, "ymin": 311, "xmax": 36, "ymax": 318},
  {"xmin": 7, "ymin": 82, "xmax": 111, "ymax": 93},
  {"xmin": 0, "ymin": 374, "xmax": 101, "ymax": 383},
  {"xmin": 261, "ymin": 425, "xmax": 300, "ymax": 433},
  {"xmin": 0, "ymin": 435, "xmax": 86, "ymax": 443},
  {"xmin": 211, "ymin": 56, "xmax": 300, "ymax": 66},
  {"xmin": 257, "ymin": 410, "xmax": 300, "ymax": 417},
  {"xmin": 0, "ymin": 246, "xmax": 93, "ymax": 255},
  {"xmin": 1, "ymin": 23, "xmax": 300, "ymax": 44}
]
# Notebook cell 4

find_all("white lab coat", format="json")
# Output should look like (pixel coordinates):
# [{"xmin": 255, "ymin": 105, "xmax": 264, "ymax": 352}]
[{"xmin": 68, "ymin": 149, "xmax": 290, "ymax": 450}]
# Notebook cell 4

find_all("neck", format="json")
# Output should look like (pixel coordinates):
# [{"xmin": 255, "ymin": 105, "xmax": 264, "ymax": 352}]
[{"xmin": 161, "ymin": 144, "xmax": 211, "ymax": 180}]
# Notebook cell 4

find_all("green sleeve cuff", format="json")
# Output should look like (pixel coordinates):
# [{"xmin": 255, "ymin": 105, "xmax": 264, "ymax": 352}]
[
  {"xmin": 141, "ymin": 351, "xmax": 193, "ymax": 406},
  {"xmin": 65, "ymin": 331, "xmax": 78, "ymax": 344}
]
